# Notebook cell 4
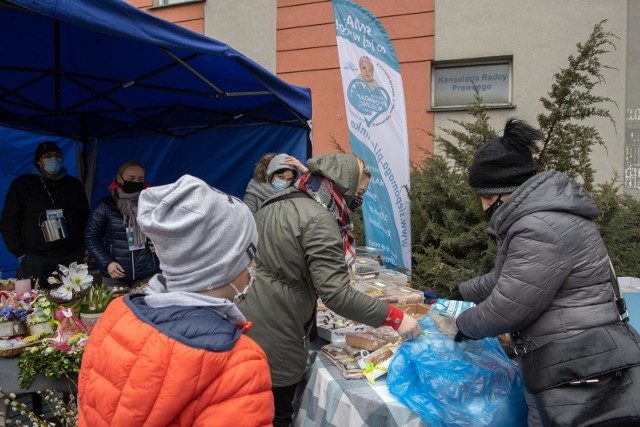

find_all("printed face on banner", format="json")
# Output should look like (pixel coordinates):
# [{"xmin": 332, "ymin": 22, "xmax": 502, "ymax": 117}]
[{"xmin": 346, "ymin": 56, "xmax": 394, "ymax": 127}]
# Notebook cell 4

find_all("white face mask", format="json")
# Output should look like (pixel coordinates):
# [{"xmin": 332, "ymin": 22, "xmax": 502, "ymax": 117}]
[
  {"xmin": 42, "ymin": 157, "xmax": 62, "ymax": 175},
  {"xmin": 229, "ymin": 267, "xmax": 255, "ymax": 305},
  {"xmin": 271, "ymin": 177, "xmax": 292, "ymax": 191}
]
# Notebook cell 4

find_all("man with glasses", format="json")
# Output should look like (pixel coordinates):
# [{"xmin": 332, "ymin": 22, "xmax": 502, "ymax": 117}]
[{"xmin": 0, "ymin": 141, "xmax": 89, "ymax": 287}]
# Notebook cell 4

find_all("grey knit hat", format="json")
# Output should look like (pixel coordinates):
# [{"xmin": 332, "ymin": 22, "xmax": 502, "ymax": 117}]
[
  {"xmin": 137, "ymin": 175, "xmax": 258, "ymax": 293},
  {"xmin": 468, "ymin": 118, "xmax": 540, "ymax": 196},
  {"xmin": 265, "ymin": 153, "xmax": 298, "ymax": 182}
]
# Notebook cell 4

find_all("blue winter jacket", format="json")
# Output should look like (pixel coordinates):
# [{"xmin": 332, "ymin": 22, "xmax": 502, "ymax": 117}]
[{"xmin": 85, "ymin": 196, "xmax": 159, "ymax": 281}]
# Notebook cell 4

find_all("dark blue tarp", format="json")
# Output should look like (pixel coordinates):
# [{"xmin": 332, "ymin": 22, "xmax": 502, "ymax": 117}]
[{"xmin": 0, "ymin": 0, "xmax": 312, "ymax": 278}]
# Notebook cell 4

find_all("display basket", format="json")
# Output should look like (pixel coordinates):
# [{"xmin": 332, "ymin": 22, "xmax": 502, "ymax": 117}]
[
  {"xmin": 0, "ymin": 344, "xmax": 27, "ymax": 358},
  {"xmin": 0, "ymin": 339, "xmax": 40, "ymax": 358},
  {"xmin": 42, "ymin": 286, "xmax": 91, "ymax": 305},
  {"xmin": 0, "ymin": 320, "xmax": 27, "ymax": 338}
]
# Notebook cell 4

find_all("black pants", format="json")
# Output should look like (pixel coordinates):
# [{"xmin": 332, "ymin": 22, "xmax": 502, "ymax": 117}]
[
  {"xmin": 272, "ymin": 383, "xmax": 299, "ymax": 427},
  {"xmin": 20, "ymin": 249, "xmax": 85, "ymax": 289}
]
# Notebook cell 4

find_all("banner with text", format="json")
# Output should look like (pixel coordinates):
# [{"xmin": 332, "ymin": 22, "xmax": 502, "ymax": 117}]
[{"xmin": 332, "ymin": 0, "xmax": 411, "ymax": 271}]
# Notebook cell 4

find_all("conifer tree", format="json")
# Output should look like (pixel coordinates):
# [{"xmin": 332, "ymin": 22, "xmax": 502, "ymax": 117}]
[
  {"xmin": 536, "ymin": 20, "xmax": 617, "ymax": 191},
  {"xmin": 409, "ymin": 20, "xmax": 629, "ymax": 294},
  {"xmin": 410, "ymin": 95, "xmax": 497, "ymax": 294}
]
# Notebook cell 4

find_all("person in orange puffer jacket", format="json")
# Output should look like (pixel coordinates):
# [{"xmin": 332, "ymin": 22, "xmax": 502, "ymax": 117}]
[{"xmin": 78, "ymin": 175, "xmax": 273, "ymax": 427}]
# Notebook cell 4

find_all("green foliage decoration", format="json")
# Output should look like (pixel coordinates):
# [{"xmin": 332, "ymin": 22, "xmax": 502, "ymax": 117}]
[{"xmin": 18, "ymin": 344, "xmax": 84, "ymax": 390}]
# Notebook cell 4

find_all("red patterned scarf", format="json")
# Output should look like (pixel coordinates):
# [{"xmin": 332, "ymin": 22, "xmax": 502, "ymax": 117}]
[{"xmin": 295, "ymin": 172, "xmax": 356, "ymax": 268}]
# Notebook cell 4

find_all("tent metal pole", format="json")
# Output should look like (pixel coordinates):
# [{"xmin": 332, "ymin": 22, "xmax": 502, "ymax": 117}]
[
  {"xmin": 160, "ymin": 48, "xmax": 225, "ymax": 96},
  {"xmin": 54, "ymin": 20, "xmax": 61, "ymax": 112},
  {"xmin": 81, "ymin": 114, "xmax": 89, "ymax": 186}
]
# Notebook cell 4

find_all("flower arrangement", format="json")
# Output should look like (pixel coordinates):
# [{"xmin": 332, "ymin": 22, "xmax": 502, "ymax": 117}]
[
  {"xmin": 81, "ymin": 284, "xmax": 114, "ymax": 314},
  {"xmin": 27, "ymin": 294, "xmax": 57, "ymax": 338},
  {"xmin": 17, "ymin": 307, "xmax": 89, "ymax": 389},
  {"xmin": 47, "ymin": 262, "xmax": 93, "ymax": 302},
  {"xmin": 27, "ymin": 294, "xmax": 56, "ymax": 325},
  {"xmin": 0, "ymin": 291, "xmax": 32, "ymax": 323}
]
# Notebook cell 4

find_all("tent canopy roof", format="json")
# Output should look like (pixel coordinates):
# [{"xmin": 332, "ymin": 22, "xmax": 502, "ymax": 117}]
[{"xmin": 0, "ymin": 0, "xmax": 312, "ymax": 141}]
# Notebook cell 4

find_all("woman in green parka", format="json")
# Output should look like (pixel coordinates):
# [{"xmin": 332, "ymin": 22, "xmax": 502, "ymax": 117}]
[{"xmin": 238, "ymin": 153, "xmax": 421, "ymax": 426}]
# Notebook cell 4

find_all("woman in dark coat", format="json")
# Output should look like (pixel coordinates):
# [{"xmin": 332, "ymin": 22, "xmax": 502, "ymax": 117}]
[
  {"xmin": 85, "ymin": 160, "xmax": 159, "ymax": 288},
  {"xmin": 452, "ymin": 119, "xmax": 628, "ymax": 426}
]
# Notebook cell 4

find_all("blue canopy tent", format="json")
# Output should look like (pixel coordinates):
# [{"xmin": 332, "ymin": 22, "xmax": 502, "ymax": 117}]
[{"xmin": 0, "ymin": 0, "xmax": 312, "ymax": 278}]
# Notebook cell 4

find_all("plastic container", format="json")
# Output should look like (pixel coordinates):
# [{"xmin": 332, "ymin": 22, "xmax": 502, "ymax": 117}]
[
  {"xmin": 378, "ymin": 269, "xmax": 408, "ymax": 287},
  {"xmin": 353, "ymin": 258, "xmax": 382, "ymax": 277},
  {"xmin": 359, "ymin": 278, "xmax": 396, "ymax": 292},
  {"xmin": 356, "ymin": 246, "xmax": 384, "ymax": 262},
  {"xmin": 385, "ymin": 286, "xmax": 424, "ymax": 304},
  {"xmin": 356, "ymin": 280, "xmax": 399, "ymax": 303}
]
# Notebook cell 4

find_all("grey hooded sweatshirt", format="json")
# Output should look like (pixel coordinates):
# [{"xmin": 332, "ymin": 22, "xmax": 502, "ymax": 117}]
[{"xmin": 457, "ymin": 170, "xmax": 619, "ymax": 350}]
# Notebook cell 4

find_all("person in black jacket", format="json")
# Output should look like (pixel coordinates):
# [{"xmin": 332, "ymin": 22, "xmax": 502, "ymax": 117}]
[
  {"xmin": 85, "ymin": 160, "xmax": 159, "ymax": 288},
  {"xmin": 0, "ymin": 141, "xmax": 90, "ymax": 288}
]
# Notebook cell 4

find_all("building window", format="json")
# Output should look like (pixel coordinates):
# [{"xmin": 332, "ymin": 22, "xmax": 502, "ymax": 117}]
[
  {"xmin": 431, "ymin": 57, "xmax": 513, "ymax": 110},
  {"xmin": 154, "ymin": 0, "xmax": 193, "ymax": 6}
]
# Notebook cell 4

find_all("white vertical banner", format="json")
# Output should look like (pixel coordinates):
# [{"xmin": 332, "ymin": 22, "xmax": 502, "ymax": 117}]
[{"xmin": 332, "ymin": 0, "xmax": 411, "ymax": 272}]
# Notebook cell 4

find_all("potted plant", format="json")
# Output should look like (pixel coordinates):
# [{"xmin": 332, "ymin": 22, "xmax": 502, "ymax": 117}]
[
  {"xmin": 0, "ymin": 291, "xmax": 28, "ymax": 338},
  {"xmin": 80, "ymin": 284, "xmax": 114, "ymax": 325},
  {"xmin": 26, "ymin": 294, "xmax": 56, "ymax": 338}
]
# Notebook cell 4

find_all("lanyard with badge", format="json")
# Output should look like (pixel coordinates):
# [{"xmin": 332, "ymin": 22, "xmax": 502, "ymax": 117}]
[{"xmin": 38, "ymin": 177, "xmax": 68, "ymax": 242}]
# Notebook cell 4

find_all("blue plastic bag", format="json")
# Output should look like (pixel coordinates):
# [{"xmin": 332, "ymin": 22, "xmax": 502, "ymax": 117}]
[{"xmin": 387, "ymin": 315, "xmax": 528, "ymax": 427}]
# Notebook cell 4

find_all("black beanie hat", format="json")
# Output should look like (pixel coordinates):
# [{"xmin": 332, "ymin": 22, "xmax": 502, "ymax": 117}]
[
  {"xmin": 468, "ymin": 118, "xmax": 541, "ymax": 196},
  {"xmin": 34, "ymin": 141, "xmax": 62, "ymax": 165}
]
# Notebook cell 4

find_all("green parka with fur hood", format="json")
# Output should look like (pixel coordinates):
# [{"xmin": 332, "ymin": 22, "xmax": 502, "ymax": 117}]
[{"xmin": 238, "ymin": 154, "xmax": 389, "ymax": 387}]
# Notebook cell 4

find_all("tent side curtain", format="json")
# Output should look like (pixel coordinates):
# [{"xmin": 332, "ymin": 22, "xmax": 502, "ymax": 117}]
[{"xmin": 0, "ymin": 122, "xmax": 308, "ymax": 279}]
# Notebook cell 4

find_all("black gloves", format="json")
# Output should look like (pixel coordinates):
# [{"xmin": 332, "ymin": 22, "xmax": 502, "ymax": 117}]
[
  {"xmin": 454, "ymin": 329, "xmax": 478, "ymax": 342},
  {"xmin": 446, "ymin": 289, "xmax": 464, "ymax": 301},
  {"xmin": 454, "ymin": 319, "xmax": 477, "ymax": 342},
  {"xmin": 454, "ymin": 330, "xmax": 468, "ymax": 342}
]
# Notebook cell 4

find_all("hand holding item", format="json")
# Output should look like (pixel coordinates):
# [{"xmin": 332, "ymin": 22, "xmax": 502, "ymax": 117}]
[
  {"xmin": 284, "ymin": 156, "xmax": 308, "ymax": 173},
  {"xmin": 107, "ymin": 262, "xmax": 126, "ymax": 279},
  {"xmin": 397, "ymin": 314, "xmax": 421, "ymax": 340}
]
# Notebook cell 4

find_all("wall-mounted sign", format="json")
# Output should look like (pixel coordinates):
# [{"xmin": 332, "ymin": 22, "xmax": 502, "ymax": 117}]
[{"xmin": 432, "ymin": 60, "xmax": 512, "ymax": 109}]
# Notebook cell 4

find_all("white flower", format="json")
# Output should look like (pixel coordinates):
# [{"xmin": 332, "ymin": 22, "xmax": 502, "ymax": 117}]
[
  {"xmin": 49, "ymin": 262, "xmax": 93, "ymax": 299},
  {"xmin": 64, "ymin": 266, "xmax": 93, "ymax": 290},
  {"xmin": 57, "ymin": 264, "xmax": 69, "ymax": 276},
  {"xmin": 51, "ymin": 285, "xmax": 73, "ymax": 300}
]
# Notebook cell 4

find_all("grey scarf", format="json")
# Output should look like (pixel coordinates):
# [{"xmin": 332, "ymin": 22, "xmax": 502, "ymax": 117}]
[{"xmin": 114, "ymin": 189, "xmax": 145, "ymax": 248}]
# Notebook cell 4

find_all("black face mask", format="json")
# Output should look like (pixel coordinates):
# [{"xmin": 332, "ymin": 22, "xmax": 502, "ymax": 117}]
[
  {"xmin": 349, "ymin": 195, "xmax": 364, "ymax": 211},
  {"xmin": 121, "ymin": 180, "xmax": 145, "ymax": 194},
  {"xmin": 484, "ymin": 197, "xmax": 504, "ymax": 219}
]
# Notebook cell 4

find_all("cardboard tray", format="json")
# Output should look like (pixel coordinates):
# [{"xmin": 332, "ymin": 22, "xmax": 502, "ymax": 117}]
[
  {"xmin": 394, "ymin": 303, "xmax": 431, "ymax": 320},
  {"xmin": 317, "ymin": 324, "xmax": 369, "ymax": 343}
]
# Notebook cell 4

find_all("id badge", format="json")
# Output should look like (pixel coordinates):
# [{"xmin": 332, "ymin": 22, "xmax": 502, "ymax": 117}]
[
  {"xmin": 126, "ymin": 226, "xmax": 145, "ymax": 251},
  {"xmin": 46, "ymin": 209, "xmax": 64, "ymax": 220}
]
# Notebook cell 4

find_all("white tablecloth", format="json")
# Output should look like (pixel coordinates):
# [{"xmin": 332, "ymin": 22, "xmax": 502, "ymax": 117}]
[{"xmin": 294, "ymin": 350, "xmax": 425, "ymax": 427}]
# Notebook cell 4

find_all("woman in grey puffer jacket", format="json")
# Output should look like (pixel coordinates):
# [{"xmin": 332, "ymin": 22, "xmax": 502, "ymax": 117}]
[{"xmin": 453, "ymin": 119, "xmax": 619, "ymax": 426}]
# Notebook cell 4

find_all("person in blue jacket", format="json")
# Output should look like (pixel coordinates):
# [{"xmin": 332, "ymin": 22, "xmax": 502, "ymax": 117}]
[{"xmin": 85, "ymin": 160, "xmax": 159, "ymax": 288}]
